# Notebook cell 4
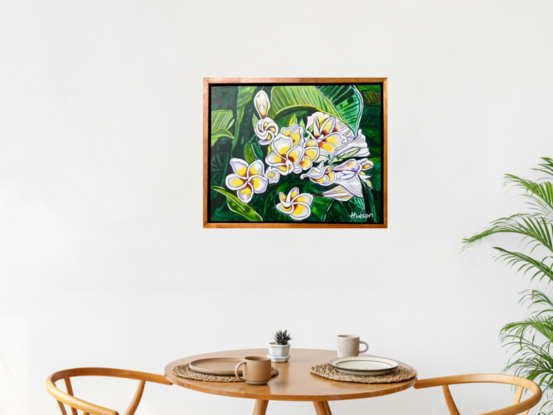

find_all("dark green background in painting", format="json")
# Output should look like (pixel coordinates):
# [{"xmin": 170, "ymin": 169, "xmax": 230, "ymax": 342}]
[{"xmin": 208, "ymin": 84, "xmax": 384, "ymax": 224}]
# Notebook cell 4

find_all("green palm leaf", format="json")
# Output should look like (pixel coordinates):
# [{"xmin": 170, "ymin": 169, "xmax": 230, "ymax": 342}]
[
  {"xmin": 494, "ymin": 247, "xmax": 553, "ymax": 284},
  {"xmin": 464, "ymin": 157, "xmax": 553, "ymax": 414},
  {"xmin": 535, "ymin": 157, "xmax": 553, "ymax": 179},
  {"xmin": 506, "ymin": 174, "xmax": 553, "ymax": 222},
  {"xmin": 463, "ymin": 213, "xmax": 553, "ymax": 253}
]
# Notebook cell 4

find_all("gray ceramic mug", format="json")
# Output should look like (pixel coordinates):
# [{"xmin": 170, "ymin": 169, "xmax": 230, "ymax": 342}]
[{"xmin": 337, "ymin": 335, "xmax": 369, "ymax": 358}]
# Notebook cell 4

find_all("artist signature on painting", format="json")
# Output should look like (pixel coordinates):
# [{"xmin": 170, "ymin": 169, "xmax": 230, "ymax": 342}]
[{"xmin": 350, "ymin": 212, "xmax": 373, "ymax": 219}]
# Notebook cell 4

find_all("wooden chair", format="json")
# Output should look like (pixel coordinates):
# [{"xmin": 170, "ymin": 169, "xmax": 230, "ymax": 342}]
[
  {"xmin": 414, "ymin": 374, "xmax": 542, "ymax": 415},
  {"xmin": 46, "ymin": 368, "xmax": 172, "ymax": 415}
]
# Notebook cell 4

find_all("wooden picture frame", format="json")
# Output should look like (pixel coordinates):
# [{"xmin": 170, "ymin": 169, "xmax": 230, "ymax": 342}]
[{"xmin": 203, "ymin": 78, "xmax": 387, "ymax": 228}]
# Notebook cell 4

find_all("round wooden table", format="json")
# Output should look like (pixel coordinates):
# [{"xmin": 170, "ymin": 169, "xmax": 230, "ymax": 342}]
[{"xmin": 165, "ymin": 348, "xmax": 417, "ymax": 415}]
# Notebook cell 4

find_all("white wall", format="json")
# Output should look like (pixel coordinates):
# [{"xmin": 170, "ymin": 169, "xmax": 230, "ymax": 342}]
[{"xmin": 1, "ymin": 0, "xmax": 552, "ymax": 414}]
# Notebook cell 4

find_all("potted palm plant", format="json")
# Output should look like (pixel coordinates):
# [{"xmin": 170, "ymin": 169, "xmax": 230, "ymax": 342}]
[
  {"xmin": 464, "ymin": 157, "xmax": 553, "ymax": 415},
  {"xmin": 268, "ymin": 330, "xmax": 292, "ymax": 362}
]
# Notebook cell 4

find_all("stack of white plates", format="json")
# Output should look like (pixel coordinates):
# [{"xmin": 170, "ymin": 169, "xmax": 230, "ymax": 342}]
[{"xmin": 329, "ymin": 356, "xmax": 399, "ymax": 376}]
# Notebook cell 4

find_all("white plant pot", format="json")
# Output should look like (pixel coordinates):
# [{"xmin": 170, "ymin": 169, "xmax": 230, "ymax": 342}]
[{"xmin": 268, "ymin": 342, "xmax": 291, "ymax": 358}]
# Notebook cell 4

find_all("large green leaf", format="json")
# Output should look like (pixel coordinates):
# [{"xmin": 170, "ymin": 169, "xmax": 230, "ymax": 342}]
[
  {"xmin": 211, "ymin": 110, "xmax": 235, "ymax": 146},
  {"xmin": 268, "ymin": 85, "xmax": 363, "ymax": 132},
  {"xmin": 356, "ymin": 84, "xmax": 382, "ymax": 105},
  {"xmin": 211, "ymin": 186, "xmax": 263, "ymax": 222},
  {"xmin": 235, "ymin": 86, "xmax": 257, "ymax": 140},
  {"xmin": 315, "ymin": 85, "xmax": 364, "ymax": 132},
  {"xmin": 232, "ymin": 87, "xmax": 265, "ymax": 156}
]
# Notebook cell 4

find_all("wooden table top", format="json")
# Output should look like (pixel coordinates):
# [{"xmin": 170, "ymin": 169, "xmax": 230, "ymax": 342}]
[{"xmin": 164, "ymin": 348, "xmax": 417, "ymax": 402}]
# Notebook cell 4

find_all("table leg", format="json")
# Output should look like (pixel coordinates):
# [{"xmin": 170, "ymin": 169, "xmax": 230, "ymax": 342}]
[
  {"xmin": 252, "ymin": 399, "xmax": 269, "ymax": 415},
  {"xmin": 313, "ymin": 401, "xmax": 332, "ymax": 415}
]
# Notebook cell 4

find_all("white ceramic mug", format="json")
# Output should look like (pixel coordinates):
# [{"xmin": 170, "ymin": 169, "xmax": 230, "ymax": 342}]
[{"xmin": 337, "ymin": 335, "xmax": 369, "ymax": 358}]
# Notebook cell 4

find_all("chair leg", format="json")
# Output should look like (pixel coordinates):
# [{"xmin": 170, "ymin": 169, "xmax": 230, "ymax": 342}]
[
  {"xmin": 252, "ymin": 400, "xmax": 269, "ymax": 415},
  {"xmin": 313, "ymin": 401, "xmax": 332, "ymax": 415}
]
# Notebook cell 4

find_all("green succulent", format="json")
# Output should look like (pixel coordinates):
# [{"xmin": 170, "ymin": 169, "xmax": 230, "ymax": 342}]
[{"xmin": 273, "ymin": 330, "xmax": 292, "ymax": 345}]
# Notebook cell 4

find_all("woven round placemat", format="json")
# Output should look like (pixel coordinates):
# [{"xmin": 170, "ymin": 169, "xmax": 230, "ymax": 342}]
[
  {"xmin": 173, "ymin": 364, "xmax": 279, "ymax": 382},
  {"xmin": 311, "ymin": 363, "xmax": 417, "ymax": 384}
]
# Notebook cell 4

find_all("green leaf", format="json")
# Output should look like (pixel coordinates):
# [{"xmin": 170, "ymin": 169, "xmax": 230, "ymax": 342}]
[
  {"xmin": 268, "ymin": 85, "xmax": 363, "ymax": 132},
  {"xmin": 244, "ymin": 142, "xmax": 256, "ymax": 164},
  {"xmin": 351, "ymin": 197, "xmax": 365, "ymax": 211},
  {"xmin": 211, "ymin": 186, "xmax": 263, "ymax": 222},
  {"xmin": 288, "ymin": 113, "xmax": 297, "ymax": 126},
  {"xmin": 505, "ymin": 174, "xmax": 553, "ymax": 223},
  {"xmin": 232, "ymin": 87, "xmax": 261, "ymax": 156},
  {"xmin": 252, "ymin": 114, "xmax": 258, "ymax": 131},
  {"xmin": 209, "ymin": 136, "xmax": 232, "ymax": 202},
  {"xmin": 211, "ymin": 128, "xmax": 234, "ymax": 146},
  {"xmin": 211, "ymin": 110, "xmax": 235, "ymax": 146},
  {"xmin": 235, "ymin": 86, "xmax": 257, "ymax": 140},
  {"xmin": 243, "ymin": 138, "xmax": 263, "ymax": 164},
  {"xmin": 494, "ymin": 247, "xmax": 553, "ymax": 285},
  {"xmin": 316, "ymin": 85, "xmax": 364, "ymax": 132},
  {"xmin": 311, "ymin": 197, "xmax": 334, "ymax": 222},
  {"xmin": 356, "ymin": 85, "xmax": 382, "ymax": 105},
  {"xmin": 251, "ymin": 139, "xmax": 263, "ymax": 160},
  {"xmin": 369, "ymin": 162, "xmax": 382, "ymax": 192},
  {"xmin": 361, "ymin": 180, "xmax": 377, "ymax": 223},
  {"xmin": 211, "ymin": 203, "xmax": 244, "ymax": 222}
]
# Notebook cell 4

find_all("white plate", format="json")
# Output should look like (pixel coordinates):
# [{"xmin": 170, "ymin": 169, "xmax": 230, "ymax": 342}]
[{"xmin": 329, "ymin": 357, "xmax": 399, "ymax": 376}]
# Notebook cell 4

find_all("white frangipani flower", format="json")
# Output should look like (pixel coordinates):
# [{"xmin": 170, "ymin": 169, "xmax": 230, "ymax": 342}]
[
  {"xmin": 255, "ymin": 118, "xmax": 278, "ymax": 145},
  {"xmin": 280, "ymin": 124, "xmax": 304, "ymax": 145},
  {"xmin": 300, "ymin": 162, "xmax": 336, "ymax": 186},
  {"xmin": 276, "ymin": 187, "xmax": 313, "ymax": 221},
  {"xmin": 280, "ymin": 124, "xmax": 320, "ymax": 172},
  {"xmin": 335, "ymin": 130, "xmax": 370, "ymax": 158},
  {"xmin": 321, "ymin": 185, "xmax": 355, "ymax": 202},
  {"xmin": 307, "ymin": 111, "xmax": 370, "ymax": 158},
  {"xmin": 265, "ymin": 167, "xmax": 281, "ymax": 184},
  {"xmin": 225, "ymin": 158, "xmax": 269, "ymax": 203},
  {"xmin": 325, "ymin": 158, "xmax": 374, "ymax": 199},
  {"xmin": 307, "ymin": 115, "xmax": 346, "ymax": 156},
  {"xmin": 265, "ymin": 134, "xmax": 304, "ymax": 176},
  {"xmin": 254, "ymin": 91, "xmax": 270, "ymax": 118},
  {"xmin": 254, "ymin": 91, "xmax": 278, "ymax": 145}
]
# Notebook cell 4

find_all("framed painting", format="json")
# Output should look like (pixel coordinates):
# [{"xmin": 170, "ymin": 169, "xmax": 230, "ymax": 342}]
[{"xmin": 203, "ymin": 78, "xmax": 387, "ymax": 228}]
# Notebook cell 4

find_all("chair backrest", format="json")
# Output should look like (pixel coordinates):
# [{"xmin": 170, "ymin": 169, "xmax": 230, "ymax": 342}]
[
  {"xmin": 46, "ymin": 367, "xmax": 172, "ymax": 415},
  {"xmin": 414, "ymin": 374, "xmax": 542, "ymax": 415}
]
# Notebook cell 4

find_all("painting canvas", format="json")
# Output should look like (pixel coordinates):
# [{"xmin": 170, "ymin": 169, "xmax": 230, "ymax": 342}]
[{"xmin": 203, "ymin": 78, "xmax": 387, "ymax": 228}]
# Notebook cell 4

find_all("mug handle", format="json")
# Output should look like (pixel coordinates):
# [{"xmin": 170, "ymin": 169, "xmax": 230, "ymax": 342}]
[
  {"xmin": 234, "ymin": 360, "xmax": 246, "ymax": 380},
  {"xmin": 359, "ymin": 341, "xmax": 369, "ymax": 353}
]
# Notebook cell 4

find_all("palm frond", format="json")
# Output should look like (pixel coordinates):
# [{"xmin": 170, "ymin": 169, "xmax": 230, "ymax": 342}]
[
  {"xmin": 535, "ymin": 157, "xmax": 553, "ymax": 179},
  {"xmin": 463, "ymin": 213, "xmax": 553, "ymax": 253},
  {"xmin": 463, "ymin": 157, "xmax": 553, "ymax": 413},
  {"xmin": 504, "ymin": 174, "xmax": 553, "ymax": 223},
  {"xmin": 521, "ymin": 290, "xmax": 553, "ymax": 314},
  {"xmin": 494, "ymin": 248, "xmax": 553, "ymax": 285},
  {"xmin": 501, "ymin": 314, "xmax": 553, "ymax": 341}
]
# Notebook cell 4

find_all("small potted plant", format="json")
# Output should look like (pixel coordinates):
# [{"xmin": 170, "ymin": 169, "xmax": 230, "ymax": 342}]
[{"xmin": 268, "ymin": 330, "xmax": 292, "ymax": 362}]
